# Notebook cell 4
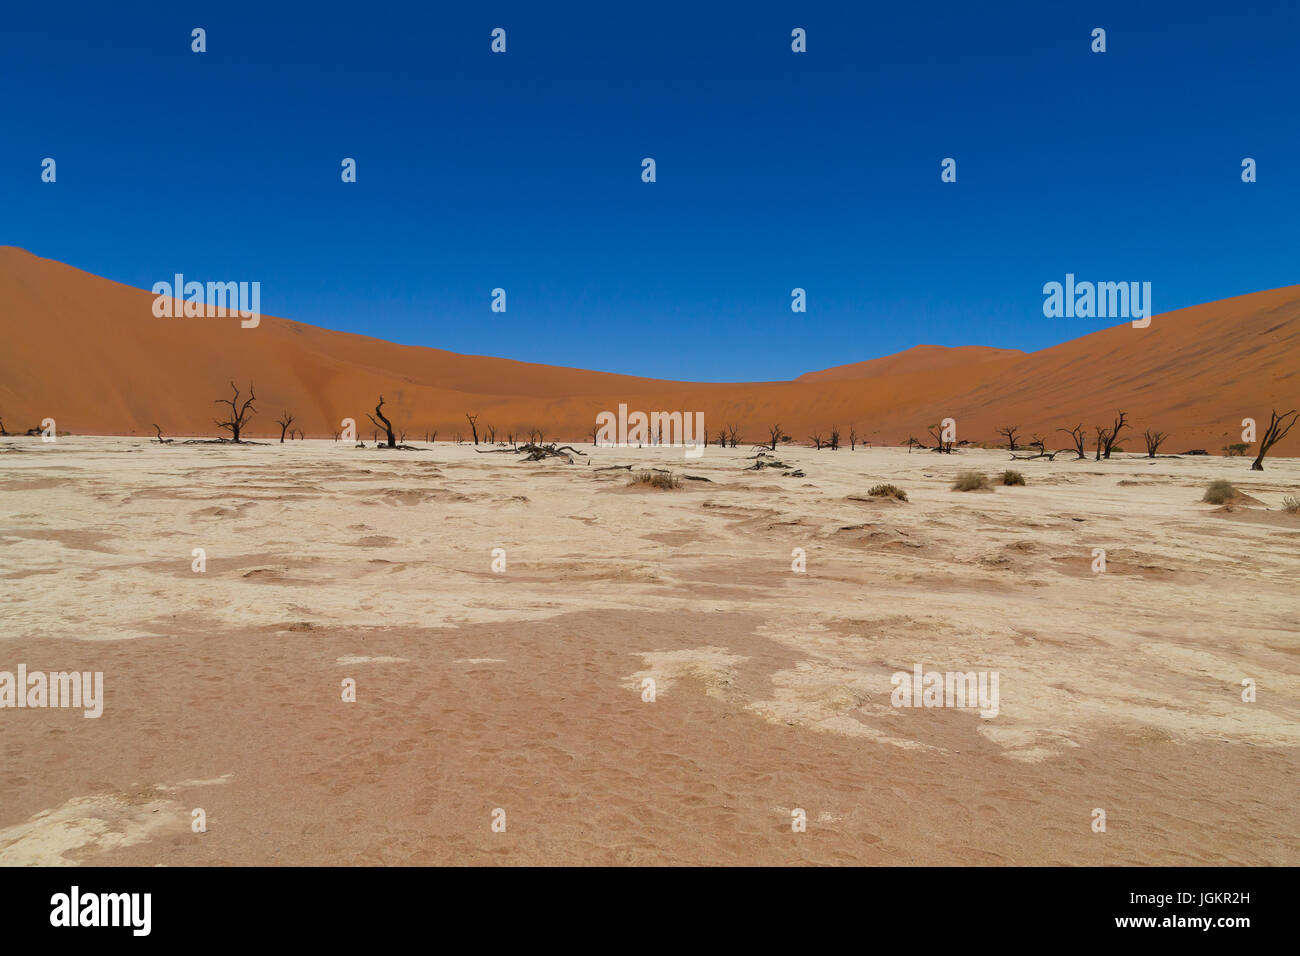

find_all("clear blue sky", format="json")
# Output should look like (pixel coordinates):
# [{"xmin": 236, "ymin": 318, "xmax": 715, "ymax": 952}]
[{"xmin": 3, "ymin": 1, "xmax": 1297, "ymax": 381}]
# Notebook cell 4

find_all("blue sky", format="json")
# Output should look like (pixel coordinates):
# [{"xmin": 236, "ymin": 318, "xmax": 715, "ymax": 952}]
[{"xmin": 2, "ymin": 0, "xmax": 1297, "ymax": 381}]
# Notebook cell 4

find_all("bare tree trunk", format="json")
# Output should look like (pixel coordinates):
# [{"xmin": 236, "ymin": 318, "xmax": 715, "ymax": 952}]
[
  {"xmin": 1059, "ymin": 425, "xmax": 1086, "ymax": 459},
  {"xmin": 1102, "ymin": 411, "xmax": 1128, "ymax": 459},
  {"xmin": 214, "ymin": 381, "xmax": 256, "ymax": 442},
  {"xmin": 768, "ymin": 424, "xmax": 782, "ymax": 451},
  {"xmin": 1252, "ymin": 409, "xmax": 1298, "ymax": 471},
  {"xmin": 367, "ymin": 396, "xmax": 396, "ymax": 448},
  {"xmin": 275, "ymin": 411, "xmax": 295, "ymax": 443}
]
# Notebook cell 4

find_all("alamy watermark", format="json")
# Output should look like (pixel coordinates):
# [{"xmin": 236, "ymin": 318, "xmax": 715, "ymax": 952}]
[
  {"xmin": 891, "ymin": 663, "xmax": 999, "ymax": 718},
  {"xmin": 50, "ymin": 886, "xmax": 150, "ymax": 936},
  {"xmin": 1043, "ymin": 273, "xmax": 1151, "ymax": 328},
  {"xmin": 152, "ymin": 274, "xmax": 261, "ymax": 328},
  {"xmin": 595, "ymin": 403, "xmax": 705, "ymax": 458},
  {"xmin": 0, "ymin": 665, "xmax": 103, "ymax": 718}
]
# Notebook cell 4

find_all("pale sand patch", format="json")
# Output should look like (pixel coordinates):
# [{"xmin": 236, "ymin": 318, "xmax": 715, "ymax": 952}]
[
  {"xmin": 623, "ymin": 647, "xmax": 746, "ymax": 699},
  {"xmin": 0, "ymin": 772, "xmax": 238, "ymax": 865},
  {"xmin": 154, "ymin": 774, "xmax": 235, "ymax": 792},
  {"xmin": 0, "ymin": 793, "xmax": 185, "ymax": 866},
  {"xmin": 0, "ymin": 438, "xmax": 1296, "ymax": 864},
  {"xmin": 747, "ymin": 660, "xmax": 937, "ymax": 751}
]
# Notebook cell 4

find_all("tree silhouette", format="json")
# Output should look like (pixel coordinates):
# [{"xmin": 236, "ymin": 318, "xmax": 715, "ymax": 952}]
[
  {"xmin": 214, "ymin": 382, "xmax": 256, "ymax": 442},
  {"xmin": 1251, "ymin": 409, "xmax": 1297, "ymax": 471},
  {"xmin": 1059, "ymin": 424, "xmax": 1086, "ymax": 459},
  {"xmin": 1143, "ymin": 429, "xmax": 1168, "ymax": 457},
  {"xmin": 275, "ymin": 411, "xmax": 295, "ymax": 443},
  {"xmin": 367, "ymin": 396, "xmax": 396, "ymax": 448}
]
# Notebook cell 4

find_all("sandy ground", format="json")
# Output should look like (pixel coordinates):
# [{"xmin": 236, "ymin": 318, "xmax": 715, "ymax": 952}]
[{"xmin": 1, "ymin": 436, "xmax": 1297, "ymax": 865}]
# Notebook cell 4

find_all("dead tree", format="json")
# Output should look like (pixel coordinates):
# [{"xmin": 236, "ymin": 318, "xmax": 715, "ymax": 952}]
[
  {"xmin": 1093, "ymin": 425, "xmax": 1108, "ymax": 461},
  {"xmin": 1143, "ymin": 429, "xmax": 1168, "ymax": 457},
  {"xmin": 828, "ymin": 426, "xmax": 840, "ymax": 451},
  {"xmin": 214, "ymin": 381, "xmax": 257, "ymax": 442},
  {"xmin": 927, "ymin": 423, "xmax": 954, "ymax": 454},
  {"xmin": 1101, "ymin": 411, "xmax": 1128, "ymax": 459},
  {"xmin": 0, "ymin": 418, "xmax": 9, "ymax": 436},
  {"xmin": 727, "ymin": 424, "xmax": 740, "ymax": 448},
  {"xmin": 1252, "ymin": 409, "xmax": 1298, "ymax": 471},
  {"xmin": 767, "ymin": 423, "xmax": 783, "ymax": 451},
  {"xmin": 367, "ymin": 396, "xmax": 397, "ymax": 448},
  {"xmin": 1029, "ymin": 434, "xmax": 1046, "ymax": 455},
  {"xmin": 589, "ymin": 423, "xmax": 600, "ymax": 446},
  {"xmin": 1011, "ymin": 448, "xmax": 1058, "ymax": 461},
  {"xmin": 849, "ymin": 425, "xmax": 858, "ymax": 451},
  {"xmin": 485, "ymin": 441, "xmax": 587, "ymax": 464},
  {"xmin": 465, "ymin": 414, "xmax": 480, "ymax": 445},
  {"xmin": 995, "ymin": 425, "xmax": 1020, "ymax": 451},
  {"xmin": 809, "ymin": 430, "xmax": 825, "ymax": 450},
  {"xmin": 275, "ymin": 411, "xmax": 295, "ymax": 443},
  {"xmin": 151, "ymin": 423, "xmax": 173, "ymax": 444},
  {"xmin": 1059, "ymin": 424, "xmax": 1086, "ymax": 459}
]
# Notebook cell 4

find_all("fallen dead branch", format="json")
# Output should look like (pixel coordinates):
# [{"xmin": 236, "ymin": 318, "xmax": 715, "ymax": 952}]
[{"xmin": 507, "ymin": 442, "xmax": 586, "ymax": 463}]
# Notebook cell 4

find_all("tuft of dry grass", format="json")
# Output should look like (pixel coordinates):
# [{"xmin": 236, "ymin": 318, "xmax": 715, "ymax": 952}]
[
  {"xmin": 952, "ymin": 471, "xmax": 989, "ymax": 492},
  {"xmin": 999, "ymin": 470, "xmax": 1026, "ymax": 486},
  {"xmin": 867, "ymin": 483, "xmax": 908, "ymax": 501},
  {"xmin": 1202, "ymin": 479, "xmax": 1237, "ymax": 504},
  {"xmin": 629, "ymin": 471, "xmax": 681, "ymax": 490},
  {"xmin": 1282, "ymin": 495, "xmax": 1299, "ymax": 513}
]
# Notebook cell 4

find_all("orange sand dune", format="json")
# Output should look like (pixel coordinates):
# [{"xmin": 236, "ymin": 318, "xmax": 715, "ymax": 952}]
[
  {"xmin": 0, "ymin": 247, "xmax": 1296, "ymax": 453},
  {"xmin": 797, "ymin": 344, "xmax": 1024, "ymax": 383}
]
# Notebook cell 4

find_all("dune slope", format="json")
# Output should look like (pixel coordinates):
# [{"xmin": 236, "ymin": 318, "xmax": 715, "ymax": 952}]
[{"xmin": 0, "ymin": 247, "xmax": 1295, "ymax": 453}]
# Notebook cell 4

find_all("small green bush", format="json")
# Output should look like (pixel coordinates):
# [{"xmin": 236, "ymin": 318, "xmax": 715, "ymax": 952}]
[
  {"xmin": 1202, "ymin": 479, "xmax": 1237, "ymax": 504},
  {"xmin": 999, "ymin": 470, "xmax": 1026, "ymax": 486},
  {"xmin": 629, "ymin": 471, "xmax": 681, "ymax": 490},
  {"xmin": 952, "ymin": 471, "xmax": 989, "ymax": 492},
  {"xmin": 868, "ymin": 483, "xmax": 908, "ymax": 501}
]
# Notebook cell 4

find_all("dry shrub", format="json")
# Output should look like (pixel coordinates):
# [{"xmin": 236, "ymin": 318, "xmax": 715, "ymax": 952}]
[
  {"xmin": 952, "ymin": 471, "xmax": 989, "ymax": 492},
  {"xmin": 1202, "ymin": 479, "xmax": 1237, "ymax": 504},
  {"xmin": 629, "ymin": 471, "xmax": 681, "ymax": 490},
  {"xmin": 999, "ymin": 470, "xmax": 1026, "ymax": 486},
  {"xmin": 867, "ymin": 483, "xmax": 908, "ymax": 501}
]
